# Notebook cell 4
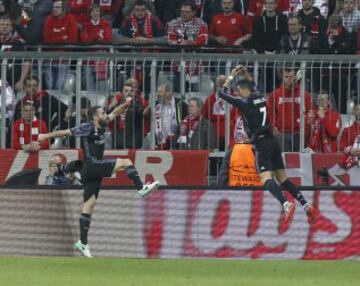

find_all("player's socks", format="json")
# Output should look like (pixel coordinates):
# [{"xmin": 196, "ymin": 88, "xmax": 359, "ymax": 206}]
[
  {"xmin": 281, "ymin": 179, "xmax": 307, "ymax": 206},
  {"xmin": 125, "ymin": 165, "xmax": 144, "ymax": 190},
  {"xmin": 264, "ymin": 179, "xmax": 287, "ymax": 205},
  {"xmin": 79, "ymin": 213, "xmax": 91, "ymax": 245}
]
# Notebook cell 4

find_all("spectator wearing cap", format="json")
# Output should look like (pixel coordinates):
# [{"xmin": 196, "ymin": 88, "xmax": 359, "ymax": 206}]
[
  {"xmin": 80, "ymin": 3, "xmax": 112, "ymax": 92},
  {"xmin": 42, "ymin": 0, "xmax": 78, "ymax": 90},
  {"xmin": 11, "ymin": 102, "xmax": 49, "ymax": 151}
]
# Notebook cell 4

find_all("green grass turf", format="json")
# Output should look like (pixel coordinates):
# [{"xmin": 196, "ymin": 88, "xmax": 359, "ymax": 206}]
[{"xmin": 0, "ymin": 257, "xmax": 359, "ymax": 286}]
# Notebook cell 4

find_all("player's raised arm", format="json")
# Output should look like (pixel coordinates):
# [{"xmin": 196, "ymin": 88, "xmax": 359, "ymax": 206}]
[
  {"xmin": 38, "ymin": 129, "xmax": 72, "ymax": 143},
  {"xmin": 219, "ymin": 65, "xmax": 252, "ymax": 112},
  {"xmin": 107, "ymin": 97, "xmax": 132, "ymax": 122}
]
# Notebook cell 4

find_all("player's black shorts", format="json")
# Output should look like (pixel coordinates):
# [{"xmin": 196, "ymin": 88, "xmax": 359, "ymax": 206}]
[
  {"xmin": 254, "ymin": 136, "xmax": 285, "ymax": 173},
  {"xmin": 81, "ymin": 158, "xmax": 116, "ymax": 202}
]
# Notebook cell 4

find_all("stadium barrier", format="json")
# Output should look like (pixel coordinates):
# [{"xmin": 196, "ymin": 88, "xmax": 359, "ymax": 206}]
[
  {"xmin": 0, "ymin": 186, "xmax": 359, "ymax": 259},
  {"xmin": 0, "ymin": 149, "xmax": 357, "ymax": 185}
]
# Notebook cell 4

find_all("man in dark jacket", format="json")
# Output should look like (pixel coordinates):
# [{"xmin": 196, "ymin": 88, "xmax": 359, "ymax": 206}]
[
  {"xmin": 178, "ymin": 97, "xmax": 216, "ymax": 150},
  {"xmin": 298, "ymin": 0, "xmax": 328, "ymax": 54},
  {"xmin": 13, "ymin": 0, "xmax": 52, "ymax": 44}
]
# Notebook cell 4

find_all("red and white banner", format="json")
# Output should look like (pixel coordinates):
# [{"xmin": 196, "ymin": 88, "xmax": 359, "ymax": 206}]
[
  {"xmin": 140, "ymin": 153, "xmax": 360, "ymax": 259},
  {"xmin": 0, "ymin": 149, "xmax": 209, "ymax": 186}
]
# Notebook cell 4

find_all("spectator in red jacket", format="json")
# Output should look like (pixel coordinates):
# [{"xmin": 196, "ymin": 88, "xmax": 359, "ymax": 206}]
[
  {"xmin": 11, "ymin": 102, "xmax": 49, "ymax": 151},
  {"xmin": 209, "ymin": 0, "xmax": 251, "ymax": 47},
  {"xmin": 340, "ymin": 103, "xmax": 360, "ymax": 151},
  {"xmin": 268, "ymin": 66, "xmax": 312, "ymax": 152},
  {"xmin": 68, "ymin": 0, "xmax": 92, "ymax": 27},
  {"xmin": 306, "ymin": 91, "xmax": 341, "ymax": 153},
  {"xmin": 80, "ymin": 3, "xmax": 112, "ymax": 92},
  {"xmin": 42, "ymin": 0, "xmax": 78, "ymax": 90},
  {"xmin": 167, "ymin": 0, "xmax": 208, "ymax": 46}
]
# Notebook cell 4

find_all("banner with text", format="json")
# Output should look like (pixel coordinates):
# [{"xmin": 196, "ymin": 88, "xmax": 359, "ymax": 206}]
[{"xmin": 0, "ymin": 149, "xmax": 209, "ymax": 186}]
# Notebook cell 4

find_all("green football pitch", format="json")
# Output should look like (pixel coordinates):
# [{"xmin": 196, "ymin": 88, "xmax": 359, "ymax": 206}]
[{"xmin": 0, "ymin": 257, "xmax": 359, "ymax": 286}]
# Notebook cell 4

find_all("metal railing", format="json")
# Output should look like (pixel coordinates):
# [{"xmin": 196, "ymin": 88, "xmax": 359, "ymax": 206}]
[{"xmin": 1, "ymin": 51, "xmax": 360, "ymax": 176}]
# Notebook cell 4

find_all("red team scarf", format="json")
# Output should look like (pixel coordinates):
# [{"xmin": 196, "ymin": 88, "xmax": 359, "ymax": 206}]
[
  {"xmin": 178, "ymin": 114, "xmax": 201, "ymax": 144},
  {"xmin": 99, "ymin": 0, "xmax": 112, "ymax": 11},
  {"xmin": 18, "ymin": 117, "xmax": 40, "ymax": 146},
  {"xmin": 130, "ymin": 12, "xmax": 154, "ymax": 38},
  {"xmin": 342, "ymin": 135, "xmax": 360, "ymax": 169},
  {"xmin": 308, "ymin": 117, "xmax": 332, "ymax": 153}
]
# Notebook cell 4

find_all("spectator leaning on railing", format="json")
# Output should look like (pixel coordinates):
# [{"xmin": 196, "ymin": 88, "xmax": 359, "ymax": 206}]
[
  {"xmin": 305, "ymin": 91, "xmax": 341, "ymax": 153},
  {"xmin": 11, "ymin": 102, "xmax": 49, "ymax": 151}
]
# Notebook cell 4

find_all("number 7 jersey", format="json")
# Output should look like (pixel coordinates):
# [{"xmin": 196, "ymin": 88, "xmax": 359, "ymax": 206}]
[{"xmin": 219, "ymin": 87, "xmax": 272, "ymax": 141}]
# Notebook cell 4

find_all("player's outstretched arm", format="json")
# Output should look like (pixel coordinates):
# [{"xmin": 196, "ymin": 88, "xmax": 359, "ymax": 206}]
[
  {"xmin": 107, "ymin": 97, "xmax": 132, "ymax": 122},
  {"xmin": 38, "ymin": 129, "xmax": 72, "ymax": 143}
]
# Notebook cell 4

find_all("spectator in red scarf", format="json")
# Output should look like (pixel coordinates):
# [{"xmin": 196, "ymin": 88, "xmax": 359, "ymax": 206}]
[
  {"xmin": 268, "ymin": 66, "xmax": 312, "ymax": 152},
  {"xmin": 107, "ymin": 83, "xmax": 144, "ymax": 149},
  {"xmin": 340, "ymin": 103, "xmax": 360, "ymax": 151},
  {"xmin": 116, "ymin": 0, "xmax": 164, "ymax": 44},
  {"xmin": 11, "ymin": 102, "xmax": 49, "ymax": 151},
  {"xmin": 68, "ymin": 0, "xmax": 92, "ymax": 27},
  {"xmin": 167, "ymin": 0, "xmax": 208, "ymax": 46},
  {"xmin": 155, "ymin": 84, "xmax": 188, "ymax": 149},
  {"xmin": 43, "ymin": 0, "xmax": 78, "ymax": 90},
  {"xmin": 340, "ymin": 104, "xmax": 360, "ymax": 168},
  {"xmin": 13, "ymin": 76, "xmax": 67, "ymax": 130},
  {"xmin": 178, "ymin": 97, "xmax": 216, "ymax": 150},
  {"xmin": 327, "ymin": 15, "xmax": 357, "ymax": 54},
  {"xmin": 209, "ymin": 0, "xmax": 251, "ymax": 47},
  {"xmin": 80, "ymin": 3, "xmax": 112, "ymax": 92},
  {"xmin": 305, "ymin": 91, "xmax": 341, "ymax": 153}
]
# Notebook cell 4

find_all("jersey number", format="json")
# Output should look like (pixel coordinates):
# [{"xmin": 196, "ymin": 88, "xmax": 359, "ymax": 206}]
[{"xmin": 260, "ymin": 107, "xmax": 267, "ymax": 126}]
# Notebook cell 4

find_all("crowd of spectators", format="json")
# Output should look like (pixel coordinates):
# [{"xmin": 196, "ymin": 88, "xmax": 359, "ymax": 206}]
[{"xmin": 0, "ymin": 0, "xmax": 357, "ymax": 52}]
